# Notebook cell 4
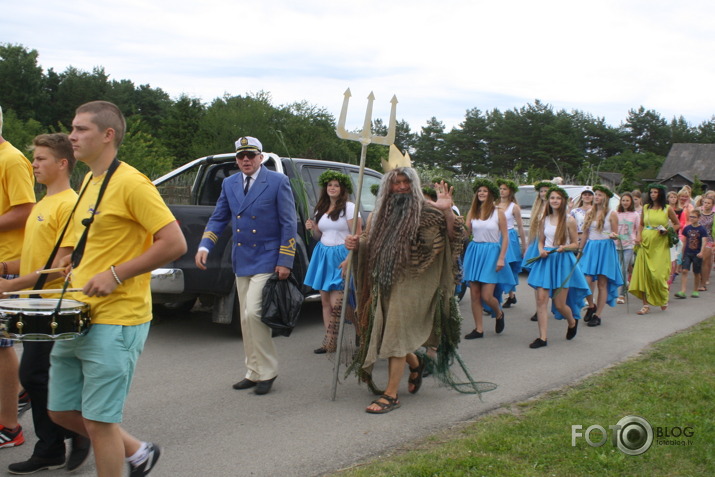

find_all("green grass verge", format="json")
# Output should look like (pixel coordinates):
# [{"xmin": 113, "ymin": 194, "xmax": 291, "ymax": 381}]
[{"xmin": 334, "ymin": 317, "xmax": 715, "ymax": 477}]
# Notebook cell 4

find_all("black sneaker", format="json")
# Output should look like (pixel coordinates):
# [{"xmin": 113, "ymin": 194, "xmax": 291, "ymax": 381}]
[
  {"xmin": 530, "ymin": 313, "xmax": 538, "ymax": 322},
  {"xmin": 583, "ymin": 305, "xmax": 597, "ymax": 322},
  {"xmin": 8, "ymin": 455, "xmax": 65, "ymax": 474},
  {"xmin": 529, "ymin": 338, "xmax": 548, "ymax": 349},
  {"xmin": 566, "ymin": 320, "xmax": 578, "ymax": 340},
  {"xmin": 495, "ymin": 311, "xmax": 505, "ymax": 334},
  {"xmin": 17, "ymin": 391, "xmax": 31, "ymax": 419},
  {"xmin": 464, "ymin": 329, "xmax": 484, "ymax": 339},
  {"xmin": 129, "ymin": 443, "xmax": 161, "ymax": 477},
  {"xmin": 587, "ymin": 315, "xmax": 601, "ymax": 327},
  {"xmin": 502, "ymin": 296, "xmax": 517, "ymax": 308},
  {"xmin": 66, "ymin": 435, "xmax": 91, "ymax": 471}
]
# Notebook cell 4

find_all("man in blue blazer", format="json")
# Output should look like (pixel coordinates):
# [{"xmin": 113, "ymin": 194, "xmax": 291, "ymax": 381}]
[{"xmin": 195, "ymin": 136, "xmax": 297, "ymax": 395}]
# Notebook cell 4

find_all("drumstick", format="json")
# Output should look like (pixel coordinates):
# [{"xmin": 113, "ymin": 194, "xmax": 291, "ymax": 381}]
[
  {"xmin": 35, "ymin": 267, "xmax": 67, "ymax": 275},
  {"xmin": 3, "ymin": 288, "xmax": 83, "ymax": 295}
]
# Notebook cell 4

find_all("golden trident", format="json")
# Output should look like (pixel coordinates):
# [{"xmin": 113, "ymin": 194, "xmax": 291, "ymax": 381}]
[{"xmin": 330, "ymin": 89, "xmax": 398, "ymax": 400}]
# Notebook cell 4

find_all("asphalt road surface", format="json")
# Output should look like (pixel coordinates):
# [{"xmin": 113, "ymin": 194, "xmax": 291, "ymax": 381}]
[{"xmin": 2, "ymin": 282, "xmax": 712, "ymax": 476}]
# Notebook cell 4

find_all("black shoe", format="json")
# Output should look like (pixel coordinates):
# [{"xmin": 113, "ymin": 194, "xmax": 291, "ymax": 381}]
[
  {"xmin": 128, "ymin": 443, "xmax": 161, "ymax": 477},
  {"xmin": 583, "ymin": 305, "xmax": 597, "ymax": 322},
  {"xmin": 232, "ymin": 378, "xmax": 257, "ymax": 390},
  {"xmin": 17, "ymin": 391, "xmax": 31, "ymax": 419},
  {"xmin": 495, "ymin": 311, "xmax": 505, "ymax": 334},
  {"xmin": 67, "ymin": 435, "xmax": 91, "ymax": 471},
  {"xmin": 313, "ymin": 347, "xmax": 327, "ymax": 354},
  {"xmin": 587, "ymin": 315, "xmax": 601, "ymax": 327},
  {"xmin": 530, "ymin": 313, "xmax": 537, "ymax": 322},
  {"xmin": 8, "ymin": 455, "xmax": 65, "ymax": 474},
  {"xmin": 529, "ymin": 338, "xmax": 548, "ymax": 349},
  {"xmin": 255, "ymin": 377, "xmax": 277, "ymax": 395},
  {"xmin": 502, "ymin": 296, "xmax": 517, "ymax": 308},
  {"xmin": 566, "ymin": 320, "xmax": 578, "ymax": 340},
  {"xmin": 464, "ymin": 329, "xmax": 484, "ymax": 339}
]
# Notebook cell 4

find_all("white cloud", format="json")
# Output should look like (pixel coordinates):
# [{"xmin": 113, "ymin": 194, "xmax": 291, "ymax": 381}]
[{"xmin": 3, "ymin": 0, "xmax": 715, "ymax": 130}]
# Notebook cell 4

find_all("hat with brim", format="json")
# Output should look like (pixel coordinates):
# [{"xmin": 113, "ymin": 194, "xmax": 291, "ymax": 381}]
[{"xmin": 235, "ymin": 136, "xmax": 262, "ymax": 153}]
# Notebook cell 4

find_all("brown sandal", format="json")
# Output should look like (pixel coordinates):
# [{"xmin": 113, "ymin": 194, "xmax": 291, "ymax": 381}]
[
  {"xmin": 408, "ymin": 355, "xmax": 425, "ymax": 395},
  {"xmin": 637, "ymin": 305, "xmax": 650, "ymax": 315},
  {"xmin": 366, "ymin": 394, "xmax": 400, "ymax": 414}
]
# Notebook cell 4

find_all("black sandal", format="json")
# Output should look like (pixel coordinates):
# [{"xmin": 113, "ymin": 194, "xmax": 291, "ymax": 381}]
[
  {"xmin": 365, "ymin": 394, "xmax": 401, "ymax": 414},
  {"xmin": 408, "ymin": 354, "xmax": 425, "ymax": 394}
]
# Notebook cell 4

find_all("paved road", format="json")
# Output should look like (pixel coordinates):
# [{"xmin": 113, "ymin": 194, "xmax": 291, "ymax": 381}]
[{"xmin": 2, "ymin": 283, "xmax": 712, "ymax": 476}]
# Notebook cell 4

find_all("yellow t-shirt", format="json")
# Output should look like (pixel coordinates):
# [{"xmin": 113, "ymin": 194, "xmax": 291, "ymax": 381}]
[
  {"xmin": 0, "ymin": 141, "xmax": 35, "ymax": 261},
  {"xmin": 69, "ymin": 163, "xmax": 176, "ymax": 326},
  {"xmin": 19, "ymin": 188, "xmax": 78, "ymax": 295}
]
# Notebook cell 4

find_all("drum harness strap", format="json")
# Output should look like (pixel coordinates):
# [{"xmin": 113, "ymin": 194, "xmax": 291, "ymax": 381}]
[{"xmin": 34, "ymin": 159, "xmax": 121, "ymax": 319}]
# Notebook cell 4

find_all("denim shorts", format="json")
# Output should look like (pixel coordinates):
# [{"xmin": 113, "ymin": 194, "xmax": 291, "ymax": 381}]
[
  {"xmin": 48, "ymin": 322, "xmax": 150, "ymax": 423},
  {"xmin": 681, "ymin": 253, "xmax": 703, "ymax": 273}
]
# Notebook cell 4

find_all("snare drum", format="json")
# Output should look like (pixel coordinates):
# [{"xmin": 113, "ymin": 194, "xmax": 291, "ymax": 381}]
[{"xmin": 0, "ymin": 298, "xmax": 91, "ymax": 341}]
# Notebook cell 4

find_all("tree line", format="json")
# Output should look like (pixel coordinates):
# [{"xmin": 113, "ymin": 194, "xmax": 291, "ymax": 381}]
[{"xmin": 3, "ymin": 43, "xmax": 715, "ymax": 192}]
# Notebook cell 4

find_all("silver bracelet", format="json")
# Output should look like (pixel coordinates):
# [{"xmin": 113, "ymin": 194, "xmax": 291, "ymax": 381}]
[{"xmin": 110, "ymin": 265, "xmax": 123, "ymax": 285}]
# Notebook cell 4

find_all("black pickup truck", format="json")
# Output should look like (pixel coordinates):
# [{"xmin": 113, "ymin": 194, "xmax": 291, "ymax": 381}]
[{"xmin": 150, "ymin": 152, "xmax": 382, "ymax": 329}]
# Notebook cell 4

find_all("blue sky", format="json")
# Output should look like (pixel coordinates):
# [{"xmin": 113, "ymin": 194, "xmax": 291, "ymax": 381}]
[{"xmin": 4, "ymin": 0, "xmax": 715, "ymax": 132}]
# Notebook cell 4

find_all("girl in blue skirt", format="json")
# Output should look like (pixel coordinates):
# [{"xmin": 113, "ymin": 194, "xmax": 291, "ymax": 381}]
[
  {"xmin": 463, "ymin": 179, "xmax": 516, "ymax": 339},
  {"xmin": 522, "ymin": 181, "xmax": 553, "ymax": 321},
  {"xmin": 304, "ymin": 170, "xmax": 361, "ymax": 353},
  {"xmin": 527, "ymin": 186, "xmax": 591, "ymax": 349},
  {"xmin": 496, "ymin": 179, "xmax": 526, "ymax": 309},
  {"xmin": 579, "ymin": 185, "xmax": 624, "ymax": 327}
]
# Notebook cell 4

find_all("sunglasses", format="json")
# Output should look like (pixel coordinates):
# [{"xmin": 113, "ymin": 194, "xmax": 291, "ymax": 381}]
[{"xmin": 237, "ymin": 151, "xmax": 259, "ymax": 160}]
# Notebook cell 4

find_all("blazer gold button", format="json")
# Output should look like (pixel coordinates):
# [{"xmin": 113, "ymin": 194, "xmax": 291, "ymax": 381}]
[
  {"xmin": 237, "ymin": 215, "xmax": 241, "ymax": 219},
  {"xmin": 237, "ymin": 229, "xmax": 240, "ymax": 232},
  {"xmin": 252, "ymin": 230, "xmax": 256, "ymax": 233},
  {"xmin": 251, "ymin": 216, "xmax": 256, "ymax": 219},
  {"xmin": 237, "ymin": 243, "xmax": 242, "ymax": 246}
]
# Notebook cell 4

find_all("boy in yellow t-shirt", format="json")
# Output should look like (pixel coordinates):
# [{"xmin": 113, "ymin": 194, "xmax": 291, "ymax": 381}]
[{"xmin": 47, "ymin": 101, "xmax": 186, "ymax": 477}]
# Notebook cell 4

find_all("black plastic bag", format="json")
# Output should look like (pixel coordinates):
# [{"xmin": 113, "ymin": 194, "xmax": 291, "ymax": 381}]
[{"xmin": 261, "ymin": 272, "xmax": 304, "ymax": 337}]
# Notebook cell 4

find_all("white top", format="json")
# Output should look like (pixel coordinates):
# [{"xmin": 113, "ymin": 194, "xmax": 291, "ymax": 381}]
[
  {"xmin": 503, "ymin": 202, "xmax": 516, "ymax": 230},
  {"xmin": 569, "ymin": 207, "xmax": 588, "ymax": 233},
  {"xmin": 544, "ymin": 216, "xmax": 572, "ymax": 248},
  {"xmin": 587, "ymin": 209, "xmax": 615, "ymax": 241},
  {"xmin": 317, "ymin": 202, "xmax": 359, "ymax": 247},
  {"xmin": 471, "ymin": 209, "xmax": 501, "ymax": 243}
]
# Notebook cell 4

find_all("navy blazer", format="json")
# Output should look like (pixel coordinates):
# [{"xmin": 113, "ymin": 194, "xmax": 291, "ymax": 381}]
[{"xmin": 199, "ymin": 166, "xmax": 297, "ymax": 276}]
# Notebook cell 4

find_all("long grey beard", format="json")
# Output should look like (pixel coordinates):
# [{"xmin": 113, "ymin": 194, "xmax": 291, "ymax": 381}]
[{"xmin": 367, "ymin": 193, "xmax": 421, "ymax": 293}]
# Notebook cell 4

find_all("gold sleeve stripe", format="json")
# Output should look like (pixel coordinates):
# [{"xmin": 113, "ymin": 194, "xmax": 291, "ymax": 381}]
[{"xmin": 202, "ymin": 231, "xmax": 219, "ymax": 243}]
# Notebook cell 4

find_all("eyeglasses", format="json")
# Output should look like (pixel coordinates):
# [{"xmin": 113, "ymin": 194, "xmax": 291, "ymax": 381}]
[
  {"xmin": 237, "ymin": 151, "xmax": 259, "ymax": 160},
  {"xmin": 689, "ymin": 215, "xmax": 698, "ymax": 218}
]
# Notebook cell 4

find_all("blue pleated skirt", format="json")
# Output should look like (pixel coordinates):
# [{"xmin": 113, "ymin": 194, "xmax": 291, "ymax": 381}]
[
  {"xmin": 304, "ymin": 242, "xmax": 348, "ymax": 292},
  {"xmin": 503, "ymin": 229, "xmax": 522, "ymax": 293},
  {"xmin": 580, "ymin": 239, "xmax": 625, "ymax": 307},
  {"xmin": 527, "ymin": 248, "xmax": 592, "ymax": 320},
  {"xmin": 521, "ymin": 240, "xmax": 540, "ymax": 272},
  {"xmin": 463, "ymin": 241, "xmax": 517, "ymax": 286}
]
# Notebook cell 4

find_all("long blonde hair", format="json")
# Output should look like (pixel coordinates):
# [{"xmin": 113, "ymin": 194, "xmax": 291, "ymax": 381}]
[
  {"xmin": 529, "ymin": 189, "xmax": 549, "ymax": 242},
  {"xmin": 583, "ymin": 196, "xmax": 609, "ymax": 233},
  {"xmin": 543, "ymin": 188, "xmax": 569, "ymax": 246}
]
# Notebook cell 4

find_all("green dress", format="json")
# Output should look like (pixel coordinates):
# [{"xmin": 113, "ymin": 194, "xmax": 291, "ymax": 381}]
[{"xmin": 629, "ymin": 205, "xmax": 670, "ymax": 306}]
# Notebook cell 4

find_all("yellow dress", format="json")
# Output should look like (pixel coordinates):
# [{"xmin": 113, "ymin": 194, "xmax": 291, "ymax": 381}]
[{"xmin": 629, "ymin": 205, "xmax": 670, "ymax": 306}]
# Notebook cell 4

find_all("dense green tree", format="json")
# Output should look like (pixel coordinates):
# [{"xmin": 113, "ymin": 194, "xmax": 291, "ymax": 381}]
[
  {"xmin": 696, "ymin": 117, "xmax": 715, "ymax": 143},
  {"xmin": 120, "ymin": 117, "xmax": 173, "ymax": 179},
  {"xmin": 52, "ymin": 66, "xmax": 110, "ymax": 127},
  {"xmin": 0, "ymin": 44, "xmax": 46, "ymax": 121},
  {"xmin": 0, "ymin": 108, "xmax": 46, "ymax": 153},
  {"xmin": 446, "ymin": 108, "xmax": 490, "ymax": 176},
  {"xmin": 669, "ymin": 115, "xmax": 698, "ymax": 144},
  {"xmin": 622, "ymin": 106, "xmax": 671, "ymax": 156},
  {"xmin": 412, "ymin": 117, "xmax": 447, "ymax": 169},
  {"xmin": 159, "ymin": 94, "xmax": 206, "ymax": 167}
]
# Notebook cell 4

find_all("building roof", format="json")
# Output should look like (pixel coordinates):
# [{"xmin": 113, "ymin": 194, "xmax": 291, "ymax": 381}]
[{"xmin": 657, "ymin": 143, "xmax": 715, "ymax": 181}]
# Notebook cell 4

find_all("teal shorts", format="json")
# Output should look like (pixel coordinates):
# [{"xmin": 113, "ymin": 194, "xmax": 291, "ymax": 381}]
[{"xmin": 48, "ymin": 322, "xmax": 150, "ymax": 423}]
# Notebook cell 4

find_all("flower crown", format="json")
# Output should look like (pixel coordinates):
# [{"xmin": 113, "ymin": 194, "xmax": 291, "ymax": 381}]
[
  {"xmin": 533, "ymin": 181, "xmax": 553, "ymax": 191},
  {"xmin": 646, "ymin": 183, "xmax": 667, "ymax": 193},
  {"xmin": 547, "ymin": 185, "xmax": 568, "ymax": 199},
  {"xmin": 496, "ymin": 178, "xmax": 518, "ymax": 193},
  {"xmin": 472, "ymin": 178, "xmax": 499, "ymax": 200},
  {"xmin": 592, "ymin": 184, "xmax": 614, "ymax": 198},
  {"xmin": 318, "ymin": 170, "xmax": 353, "ymax": 194}
]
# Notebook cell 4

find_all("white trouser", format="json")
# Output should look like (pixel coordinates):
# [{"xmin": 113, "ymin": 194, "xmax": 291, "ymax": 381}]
[{"xmin": 235, "ymin": 273, "xmax": 278, "ymax": 381}]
